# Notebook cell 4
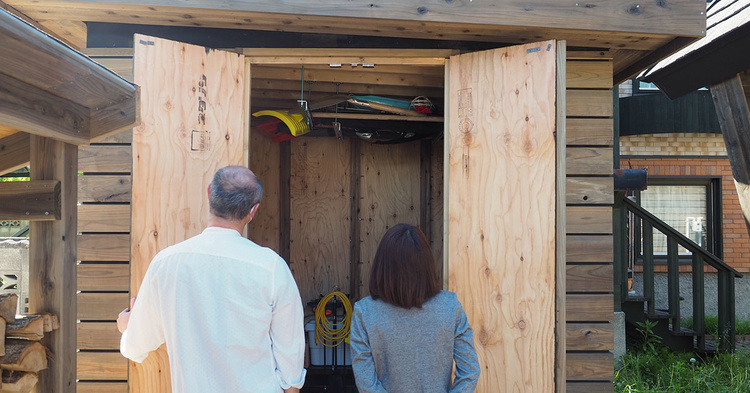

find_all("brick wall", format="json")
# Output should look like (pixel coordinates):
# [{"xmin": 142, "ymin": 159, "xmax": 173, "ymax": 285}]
[
  {"xmin": 620, "ymin": 133, "xmax": 727, "ymax": 156},
  {"xmin": 621, "ymin": 156, "xmax": 750, "ymax": 273}
]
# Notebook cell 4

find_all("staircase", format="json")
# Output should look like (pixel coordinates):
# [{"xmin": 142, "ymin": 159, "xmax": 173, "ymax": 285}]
[{"xmin": 614, "ymin": 194, "xmax": 742, "ymax": 353}]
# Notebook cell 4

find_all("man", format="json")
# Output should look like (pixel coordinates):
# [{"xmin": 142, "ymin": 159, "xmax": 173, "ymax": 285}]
[{"xmin": 117, "ymin": 165, "xmax": 306, "ymax": 393}]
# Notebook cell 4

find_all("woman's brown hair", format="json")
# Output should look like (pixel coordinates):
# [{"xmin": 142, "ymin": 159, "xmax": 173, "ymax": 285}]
[{"xmin": 368, "ymin": 223, "xmax": 440, "ymax": 308}]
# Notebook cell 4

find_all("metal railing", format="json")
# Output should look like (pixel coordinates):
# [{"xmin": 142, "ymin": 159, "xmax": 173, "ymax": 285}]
[{"xmin": 616, "ymin": 196, "xmax": 742, "ymax": 351}]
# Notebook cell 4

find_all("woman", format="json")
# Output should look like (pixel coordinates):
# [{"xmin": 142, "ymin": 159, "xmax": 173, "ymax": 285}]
[{"xmin": 350, "ymin": 223, "xmax": 480, "ymax": 393}]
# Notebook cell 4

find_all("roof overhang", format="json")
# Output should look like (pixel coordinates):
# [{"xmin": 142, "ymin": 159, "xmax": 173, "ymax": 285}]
[
  {"xmin": 0, "ymin": 7, "xmax": 139, "ymax": 145},
  {"xmin": 640, "ymin": 0, "xmax": 750, "ymax": 99},
  {"xmin": 3, "ymin": 0, "xmax": 708, "ymax": 86}
]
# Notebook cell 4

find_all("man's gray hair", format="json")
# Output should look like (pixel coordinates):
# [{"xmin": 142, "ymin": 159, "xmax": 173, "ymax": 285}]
[{"xmin": 209, "ymin": 166, "xmax": 263, "ymax": 221}]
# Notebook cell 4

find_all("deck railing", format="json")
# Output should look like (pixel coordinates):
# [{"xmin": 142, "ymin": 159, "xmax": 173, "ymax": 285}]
[{"xmin": 615, "ymin": 196, "xmax": 742, "ymax": 351}]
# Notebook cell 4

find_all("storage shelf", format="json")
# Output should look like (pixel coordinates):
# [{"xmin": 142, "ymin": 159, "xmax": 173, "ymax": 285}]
[{"xmin": 311, "ymin": 112, "xmax": 444, "ymax": 122}]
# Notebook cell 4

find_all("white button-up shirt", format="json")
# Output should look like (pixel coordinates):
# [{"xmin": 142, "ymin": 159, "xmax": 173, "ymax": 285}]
[{"xmin": 121, "ymin": 227, "xmax": 306, "ymax": 392}]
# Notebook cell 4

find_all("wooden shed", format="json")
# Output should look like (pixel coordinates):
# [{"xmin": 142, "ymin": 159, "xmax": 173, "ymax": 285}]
[{"xmin": 0, "ymin": 1, "xmax": 709, "ymax": 393}]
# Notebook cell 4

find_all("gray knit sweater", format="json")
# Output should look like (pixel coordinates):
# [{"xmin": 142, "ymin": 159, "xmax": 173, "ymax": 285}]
[{"xmin": 349, "ymin": 291, "xmax": 480, "ymax": 393}]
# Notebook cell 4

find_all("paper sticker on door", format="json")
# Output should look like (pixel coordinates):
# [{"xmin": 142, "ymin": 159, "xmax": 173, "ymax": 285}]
[{"xmin": 191, "ymin": 130, "xmax": 210, "ymax": 151}]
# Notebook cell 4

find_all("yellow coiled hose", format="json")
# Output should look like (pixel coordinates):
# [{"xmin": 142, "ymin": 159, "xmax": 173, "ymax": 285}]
[{"xmin": 314, "ymin": 291, "xmax": 352, "ymax": 348}]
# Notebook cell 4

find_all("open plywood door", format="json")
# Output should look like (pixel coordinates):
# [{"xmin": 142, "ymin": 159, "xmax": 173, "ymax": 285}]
[
  {"xmin": 130, "ymin": 34, "xmax": 247, "ymax": 393},
  {"xmin": 447, "ymin": 41, "xmax": 564, "ymax": 392}
]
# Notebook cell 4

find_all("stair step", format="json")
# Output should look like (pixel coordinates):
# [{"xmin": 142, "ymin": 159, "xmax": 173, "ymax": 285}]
[
  {"xmin": 646, "ymin": 309, "xmax": 672, "ymax": 319},
  {"xmin": 669, "ymin": 325, "xmax": 698, "ymax": 336},
  {"xmin": 625, "ymin": 295, "xmax": 648, "ymax": 303}
]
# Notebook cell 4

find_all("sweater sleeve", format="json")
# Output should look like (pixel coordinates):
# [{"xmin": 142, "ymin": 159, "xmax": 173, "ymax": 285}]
[
  {"xmin": 350, "ymin": 303, "xmax": 389, "ymax": 393},
  {"xmin": 269, "ymin": 257, "xmax": 307, "ymax": 390},
  {"xmin": 450, "ymin": 300, "xmax": 481, "ymax": 393},
  {"xmin": 120, "ymin": 262, "xmax": 166, "ymax": 363}
]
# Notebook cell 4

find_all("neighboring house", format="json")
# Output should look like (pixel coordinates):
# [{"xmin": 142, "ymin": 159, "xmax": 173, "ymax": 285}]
[
  {"xmin": 618, "ymin": 79, "xmax": 750, "ymax": 320},
  {"xmin": 614, "ymin": 0, "xmax": 750, "ymax": 354}
]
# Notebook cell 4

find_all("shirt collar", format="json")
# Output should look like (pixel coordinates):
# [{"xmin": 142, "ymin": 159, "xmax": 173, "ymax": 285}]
[{"xmin": 202, "ymin": 226, "xmax": 242, "ymax": 237}]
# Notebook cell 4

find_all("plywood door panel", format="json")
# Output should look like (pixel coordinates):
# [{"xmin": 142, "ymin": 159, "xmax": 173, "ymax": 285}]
[
  {"xmin": 131, "ymin": 34, "xmax": 246, "ymax": 393},
  {"xmin": 447, "ymin": 41, "xmax": 558, "ymax": 393},
  {"xmin": 566, "ymin": 323, "xmax": 614, "ymax": 351},
  {"xmin": 566, "ymin": 352, "xmax": 614, "ymax": 381},
  {"xmin": 78, "ymin": 175, "xmax": 132, "ymax": 203},
  {"xmin": 289, "ymin": 138, "xmax": 351, "ymax": 304},
  {"xmin": 248, "ymin": 128, "xmax": 281, "ymax": 252},
  {"xmin": 77, "ymin": 352, "xmax": 128, "ymax": 380},
  {"xmin": 430, "ymin": 140, "xmax": 444, "ymax": 281},
  {"xmin": 78, "ymin": 263, "xmax": 130, "ymax": 291},
  {"xmin": 78, "ymin": 322, "xmax": 121, "ymax": 350},
  {"xmin": 359, "ymin": 142, "xmax": 421, "ymax": 297}
]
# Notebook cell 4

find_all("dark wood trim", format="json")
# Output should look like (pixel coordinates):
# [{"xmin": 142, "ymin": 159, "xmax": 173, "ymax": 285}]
[
  {"xmin": 0, "ymin": 180, "xmax": 60, "ymax": 220},
  {"xmin": 710, "ymin": 74, "xmax": 750, "ymax": 235},
  {"xmin": 28, "ymin": 135, "xmax": 77, "ymax": 393},
  {"xmin": 0, "ymin": 132, "xmax": 30, "ymax": 175},
  {"xmin": 349, "ymin": 138, "xmax": 361, "ymax": 300},
  {"xmin": 419, "ymin": 139, "xmax": 431, "ymax": 239},
  {"xmin": 279, "ymin": 140, "xmax": 291, "ymax": 262}
]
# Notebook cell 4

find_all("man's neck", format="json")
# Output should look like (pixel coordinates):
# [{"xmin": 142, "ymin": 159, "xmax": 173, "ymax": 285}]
[{"xmin": 207, "ymin": 216, "xmax": 247, "ymax": 234}]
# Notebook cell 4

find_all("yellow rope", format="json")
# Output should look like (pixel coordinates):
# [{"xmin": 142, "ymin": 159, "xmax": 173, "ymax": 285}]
[{"xmin": 314, "ymin": 291, "xmax": 352, "ymax": 347}]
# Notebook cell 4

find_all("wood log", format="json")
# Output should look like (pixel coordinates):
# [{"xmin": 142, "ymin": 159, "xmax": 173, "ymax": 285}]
[
  {"xmin": 0, "ymin": 295, "xmax": 17, "ymax": 324},
  {"xmin": 0, "ymin": 340, "xmax": 47, "ymax": 373},
  {"xmin": 0, "ymin": 318, "xmax": 5, "ymax": 357},
  {"xmin": 0, "ymin": 370, "xmax": 38, "ymax": 393},
  {"xmin": 5, "ymin": 316, "xmax": 44, "ymax": 341},
  {"xmin": 38, "ymin": 313, "xmax": 59, "ymax": 332}
]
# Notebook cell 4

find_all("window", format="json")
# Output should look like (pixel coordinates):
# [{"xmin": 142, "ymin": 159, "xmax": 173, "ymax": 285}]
[{"xmin": 634, "ymin": 178, "xmax": 722, "ymax": 261}]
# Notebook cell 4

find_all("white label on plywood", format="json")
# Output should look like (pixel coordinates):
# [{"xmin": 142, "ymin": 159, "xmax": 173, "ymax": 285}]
[{"xmin": 447, "ymin": 41, "xmax": 558, "ymax": 392}]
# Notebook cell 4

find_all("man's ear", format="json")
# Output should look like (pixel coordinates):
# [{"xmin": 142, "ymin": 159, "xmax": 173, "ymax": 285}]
[
  {"xmin": 207, "ymin": 183, "xmax": 211, "ymax": 200},
  {"xmin": 249, "ymin": 203, "xmax": 260, "ymax": 220}
]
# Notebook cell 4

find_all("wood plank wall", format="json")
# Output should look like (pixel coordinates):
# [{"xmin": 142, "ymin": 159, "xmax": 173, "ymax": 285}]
[
  {"xmin": 77, "ymin": 125, "xmax": 131, "ymax": 393},
  {"xmin": 565, "ymin": 58, "xmax": 615, "ymax": 392},
  {"xmin": 79, "ymin": 49, "xmax": 615, "ymax": 392}
]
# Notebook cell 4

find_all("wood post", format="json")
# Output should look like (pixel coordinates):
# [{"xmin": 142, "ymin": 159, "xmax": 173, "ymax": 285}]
[
  {"xmin": 710, "ymin": 74, "xmax": 750, "ymax": 236},
  {"xmin": 28, "ymin": 135, "xmax": 77, "ymax": 393}
]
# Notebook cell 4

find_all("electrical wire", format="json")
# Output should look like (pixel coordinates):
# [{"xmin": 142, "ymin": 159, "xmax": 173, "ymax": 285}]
[{"xmin": 314, "ymin": 291, "xmax": 352, "ymax": 348}]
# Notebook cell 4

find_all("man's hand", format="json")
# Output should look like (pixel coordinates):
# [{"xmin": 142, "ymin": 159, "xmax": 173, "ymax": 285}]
[
  {"xmin": 282, "ymin": 388, "xmax": 300, "ymax": 393},
  {"xmin": 117, "ymin": 297, "xmax": 136, "ymax": 333}
]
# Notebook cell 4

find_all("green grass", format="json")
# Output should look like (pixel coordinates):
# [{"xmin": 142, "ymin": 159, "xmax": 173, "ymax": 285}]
[
  {"xmin": 614, "ymin": 348, "xmax": 750, "ymax": 392},
  {"xmin": 682, "ymin": 316, "xmax": 750, "ymax": 337}
]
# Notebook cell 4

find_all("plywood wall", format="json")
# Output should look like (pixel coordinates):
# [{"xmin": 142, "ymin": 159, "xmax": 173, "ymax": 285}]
[
  {"xmin": 130, "ymin": 35, "xmax": 246, "ymax": 393},
  {"xmin": 447, "ymin": 42, "xmax": 558, "ymax": 393},
  {"xmin": 289, "ymin": 138, "xmax": 352, "ymax": 304},
  {"xmin": 358, "ymin": 142, "xmax": 422, "ymax": 296}
]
